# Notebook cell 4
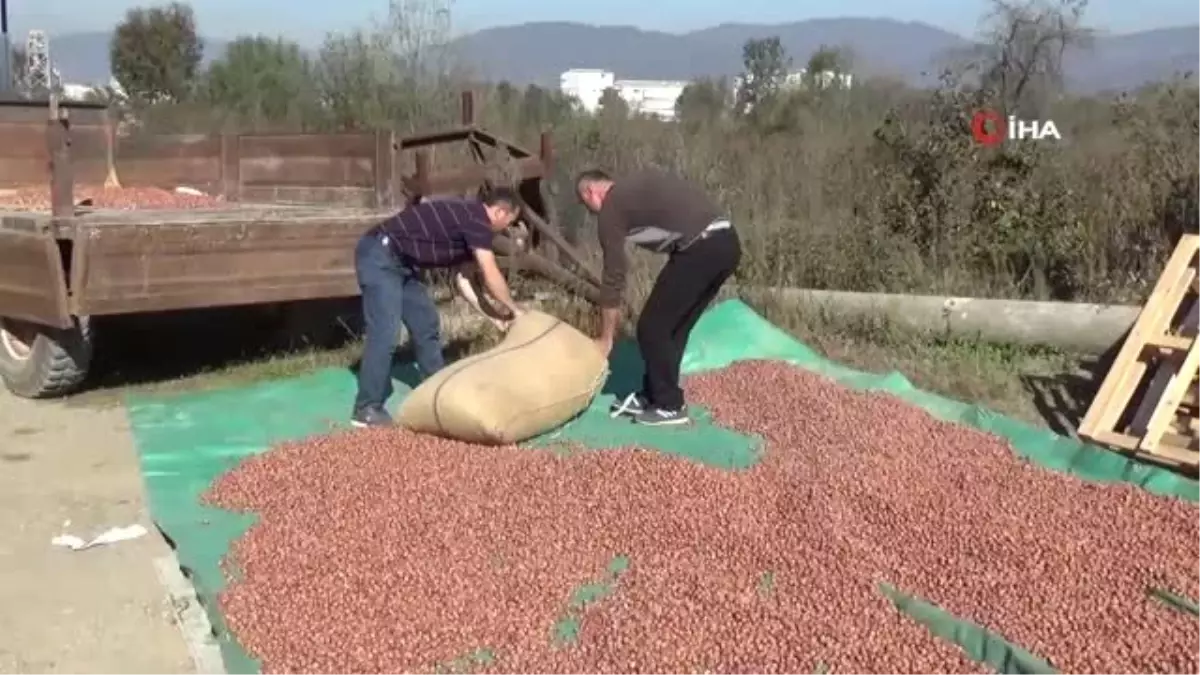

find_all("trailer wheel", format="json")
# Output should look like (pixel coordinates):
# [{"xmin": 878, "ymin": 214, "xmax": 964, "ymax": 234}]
[{"xmin": 0, "ymin": 316, "xmax": 93, "ymax": 399}]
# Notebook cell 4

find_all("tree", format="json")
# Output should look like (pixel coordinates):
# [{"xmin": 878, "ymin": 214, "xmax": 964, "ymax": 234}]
[
  {"xmin": 735, "ymin": 37, "xmax": 791, "ymax": 115},
  {"xmin": 976, "ymin": 0, "xmax": 1093, "ymax": 115},
  {"xmin": 494, "ymin": 81, "xmax": 518, "ymax": 107},
  {"xmin": 8, "ymin": 46, "xmax": 27, "ymax": 95},
  {"xmin": 805, "ymin": 45, "xmax": 853, "ymax": 89},
  {"xmin": 310, "ymin": 0, "xmax": 463, "ymax": 131},
  {"xmin": 675, "ymin": 78, "xmax": 731, "ymax": 127},
  {"xmin": 110, "ymin": 2, "xmax": 204, "ymax": 104},
  {"xmin": 597, "ymin": 87, "xmax": 628, "ymax": 119},
  {"xmin": 519, "ymin": 84, "xmax": 573, "ymax": 126},
  {"xmin": 202, "ymin": 36, "xmax": 319, "ymax": 128}
]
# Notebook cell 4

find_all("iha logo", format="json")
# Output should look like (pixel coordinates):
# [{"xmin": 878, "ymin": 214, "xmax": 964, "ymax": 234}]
[{"xmin": 971, "ymin": 110, "xmax": 1062, "ymax": 146}]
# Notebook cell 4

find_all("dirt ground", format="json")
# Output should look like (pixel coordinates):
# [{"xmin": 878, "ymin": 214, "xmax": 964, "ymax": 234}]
[{"xmin": 0, "ymin": 391, "xmax": 196, "ymax": 674}]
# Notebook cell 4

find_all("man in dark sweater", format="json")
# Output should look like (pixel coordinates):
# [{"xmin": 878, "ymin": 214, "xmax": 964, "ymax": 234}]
[
  {"xmin": 351, "ymin": 189, "xmax": 523, "ymax": 428},
  {"xmin": 576, "ymin": 168, "xmax": 741, "ymax": 426}
]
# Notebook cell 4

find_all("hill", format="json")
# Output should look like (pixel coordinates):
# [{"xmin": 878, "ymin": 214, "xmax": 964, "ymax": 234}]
[{"xmin": 44, "ymin": 19, "xmax": 1199, "ymax": 93}]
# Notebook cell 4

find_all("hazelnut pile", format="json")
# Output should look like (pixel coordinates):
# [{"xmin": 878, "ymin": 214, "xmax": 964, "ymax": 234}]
[
  {"xmin": 206, "ymin": 360, "xmax": 1198, "ymax": 673},
  {"xmin": 0, "ymin": 185, "xmax": 223, "ymax": 210}
]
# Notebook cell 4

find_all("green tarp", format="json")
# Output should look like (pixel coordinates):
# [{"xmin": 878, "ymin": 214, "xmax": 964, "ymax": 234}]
[{"xmin": 125, "ymin": 299, "xmax": 1198, "ymax": 674}]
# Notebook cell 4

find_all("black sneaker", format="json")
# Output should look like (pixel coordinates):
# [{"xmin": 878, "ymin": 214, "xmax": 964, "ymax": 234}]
[
  {"xmin": 633, "ymin": 406, "xmax": 690, "ymax": 426},
  {"xmin": 609, "ymin": 392, "xmax": 648, "ymax": 418},
  {"xmin": 351, "ymin": 406, "xmax": 394, "ymax": 428}
]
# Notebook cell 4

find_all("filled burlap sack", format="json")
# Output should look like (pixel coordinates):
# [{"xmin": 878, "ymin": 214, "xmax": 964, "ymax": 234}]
[{"xmin": 396, "ymin": 310, "xmax": 608, "ymax": 444}]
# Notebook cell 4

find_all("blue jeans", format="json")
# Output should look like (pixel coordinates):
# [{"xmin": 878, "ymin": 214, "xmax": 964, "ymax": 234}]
[{"xmin": 353, "ymin": 231, "xmax": 445, "ymax": 411}]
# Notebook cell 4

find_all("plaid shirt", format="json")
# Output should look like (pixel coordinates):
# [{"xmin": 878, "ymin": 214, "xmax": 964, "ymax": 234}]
[{"xmin": 377, "ymin": 198, "xmax": 494, "ymax": 267}]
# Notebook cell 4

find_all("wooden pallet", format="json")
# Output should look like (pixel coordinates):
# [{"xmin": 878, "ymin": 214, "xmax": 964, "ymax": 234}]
[{"xmin": 1078, "ymin": 234, "xmax": 1200, "ymax": 469}]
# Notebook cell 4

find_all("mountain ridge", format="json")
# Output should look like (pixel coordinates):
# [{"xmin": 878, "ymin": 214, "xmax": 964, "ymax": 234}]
[{"xmin": 41, "ymin": 19, "xmax": 1199, "ymax": 94}]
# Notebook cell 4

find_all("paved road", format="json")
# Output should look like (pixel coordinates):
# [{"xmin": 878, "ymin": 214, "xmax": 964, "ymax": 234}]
[{"xmin": 0, "ymin": 392, "xmax": 195, "ymax": 674}]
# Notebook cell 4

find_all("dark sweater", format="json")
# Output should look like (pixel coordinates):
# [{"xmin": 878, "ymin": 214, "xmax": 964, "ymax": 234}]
[{"xmin": 596, "ymin": 169, "xmax": 722, "ymax": 307}]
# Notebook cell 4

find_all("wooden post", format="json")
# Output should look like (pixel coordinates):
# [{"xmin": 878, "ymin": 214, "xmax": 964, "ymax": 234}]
[
  {"xmin": 220, "ymin": 133, "xmax": 241, "ymax": 201},
  {"xmin": 102, "ymin": 107, "xmax": 120, "ymax": 188},
  {"xmin": 373, "ymin": 130, "xmax": 396, "ymax": 210},
  {"xmin": 537, "ymin": 130, "xmax": 560, "ymax": 264},
  {"xmin": 46, "ymin": 97, "xmax": 74, "ymax": 218},
  {"xmin": 460, "ymin": 90, "xmax": 475, "ymax": 127},
  {"xmin": 413, "ymin": 150, "xmax": 432, "ymax": 201}
]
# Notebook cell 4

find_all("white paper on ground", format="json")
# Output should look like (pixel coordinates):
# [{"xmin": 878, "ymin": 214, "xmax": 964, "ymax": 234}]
[{"xmin": 52, "ymin": 524, "xmax": 149, "ymax": 551}]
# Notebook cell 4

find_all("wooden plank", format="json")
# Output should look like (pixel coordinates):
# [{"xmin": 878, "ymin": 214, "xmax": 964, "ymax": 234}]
[
  {"xmin": 80, "ymin": 279, "xmax": 362, "ymax": 315},
  {"xmin": 1140, "ymin": 339, "xmax": 1200, "ymax": 454},
  {"xmin": 1145, "ymin": 334, "xmax": 1193, "ymax": 352},
  {"xmin": 239, "ymin": 156, "xmax": 375, "ymax": 188},
  {"xmin": 72, "ymin": 217, "xmax": 381, "ymax": 315},
  {"xmin": 401, "ymin": 157, "xmax": 545, "ymax": 197},
  {"xmin": 520, "ymin": 204, "xmax": 602, "ymax": 287},
  {"xmin": 0, "ymin": 124, "xmax": 108, "ymax": 160},
  {"xmin": 374, "ymin": 130, "xmax": 396, "ymax": 209},
  {"xmin": 397, "ymin": 127, "xmax": 473, "ymax": 150},
  {"xmin": 470, "ymin": 129, "xmax": 533, "ymax": 158},
  {"xmin": 117, "ymin": 134, "xmax": 219, "ymax": 160},
  {"xmin": 1131, "ymin": 296, "xmax": 1197, "ymax": 435},
  {"xmin": 0, "ymin": 102, "xmax": 108, "ymax": 126},
  {"xmin": 0, "ymin": 159, "xmax": 50, "ymax": 185},
  {"xmin": 0, "ymin": 161, "xmax": 109, "ymax": 188},
  {"xmin": 48, "ymin": 118, "xmax": 74, "ymax": 218},
  {"xmin": 220, "ymin": 134, "xmax": 240, "ymax": 200},
  {"xmin": 1089, "ymin": 429, "xmax": 1198, "ymax": 467},
  {"xmin": 238, "ymin": 185, "xmax": 375, "ymax": 206},
  {"xmin": 0, "ymin": 229, "xmax": 71, "ymax": 328},
  {"xmin": 238, "ymin": 133, "xmax": 375, "ymax": 159},
  {"xmin": 52, "ymin": 205, "xmax": 383, "ymax": 227},
  {"xmin": 492, "ymin": 236, "xmax": 602, "ymax": 305},
  {"xmin": 1078, "ymin": 235, "xmax": 1200, "ymax": 440},
  {"xmin": 117, "ymin": 158, "xmax": 221, "ymax": 189}
]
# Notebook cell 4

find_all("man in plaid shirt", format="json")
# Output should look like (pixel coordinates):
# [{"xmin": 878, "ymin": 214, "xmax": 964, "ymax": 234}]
[{"xmin": 352, "ymin": 188, "xmax": 523, "ymax": 428}]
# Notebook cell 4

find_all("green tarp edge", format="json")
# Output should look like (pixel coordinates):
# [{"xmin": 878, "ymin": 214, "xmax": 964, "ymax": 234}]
[
  {"xmin": 124, "ymin": 299, "xmax": 1199, "ymax": 674},
  {"xmin": 877, "ymin": 583, "xmax": 1058, "ymax": 674},
  {"xmin": 1148, "ymin": 587, "xmax": 1200, "ymax": 617}
]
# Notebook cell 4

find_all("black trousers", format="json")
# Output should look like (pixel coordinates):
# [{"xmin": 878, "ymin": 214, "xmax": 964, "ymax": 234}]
[{"xmin": 637, "ymin": 228, "xmax": 742, "ymax": 410}]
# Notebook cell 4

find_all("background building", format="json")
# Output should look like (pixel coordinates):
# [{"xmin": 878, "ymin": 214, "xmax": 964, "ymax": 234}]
[
  {"xmin": 559, "ymin": 69, "xmax": 615, "ymax": 115},
  {"xmin": 559, "ymin": 69, "xmax": 688, "ymax": 121}
]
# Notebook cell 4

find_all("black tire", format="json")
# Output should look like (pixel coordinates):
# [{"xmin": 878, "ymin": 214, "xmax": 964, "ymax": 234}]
[{"xmin": 0, "ymin": 316, "xmax": 93, "ymax": 399}]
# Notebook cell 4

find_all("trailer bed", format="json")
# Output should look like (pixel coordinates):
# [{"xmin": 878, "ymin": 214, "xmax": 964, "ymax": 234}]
[
  {"xmin": 1, "ymin": 202, "xmax": 391, "ymax": 234},
  {"xmin": 0, "ymin": 203, "xmax": 393, "ymax": 328}
]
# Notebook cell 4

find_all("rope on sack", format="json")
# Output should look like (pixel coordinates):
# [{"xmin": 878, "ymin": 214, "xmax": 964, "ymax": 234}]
[
  {"xmin": 428, "ymin": 316, "xmax": 582, "ymax": 438},
  {"xmin": 496, "ymin": 351, "xmax": 611, "ymax": 442}
]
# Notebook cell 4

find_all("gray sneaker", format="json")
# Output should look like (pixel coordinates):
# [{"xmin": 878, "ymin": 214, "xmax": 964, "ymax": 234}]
[
  {"xmin": 633, "ymin": 406, "xmax": 690, "ymax": 426},
  {"xmin": 609, "ymin": 392, "xmax": 649, "ymax": 418},
  {"xmin": 351, "ymin": 406, "xmax": 394, "ymax": 428}
]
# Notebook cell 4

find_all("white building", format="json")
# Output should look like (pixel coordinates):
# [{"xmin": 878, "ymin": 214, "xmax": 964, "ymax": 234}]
[
  {"xmin": 612, "ymin": 79, "xmax": 688, "ymax": 120},
  {"xmin": 559, "ymin": 69, "xmax": 688, "ymax": 121},
  {"xmin": 733, "ymin": 69, "xmax": 854, "ymax": 100},
  {"xmin": 559, "ymin": 69, "xmax": 615, "ymax": 115}
]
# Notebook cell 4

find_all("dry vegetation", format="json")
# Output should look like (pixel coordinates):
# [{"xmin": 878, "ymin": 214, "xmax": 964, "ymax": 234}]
[{"xmin": 79, "ymin": 0, "xmax": 1198, "ymax": 418}]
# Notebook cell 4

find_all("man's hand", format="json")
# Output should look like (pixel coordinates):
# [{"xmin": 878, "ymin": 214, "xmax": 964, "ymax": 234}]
[
  {"xmin": 592, "ymin": 335, "xmax": 613, "ymax": 359},
  {"xmin": 471, "ymin": 248, "xmax": 522, "ymax": 319}
]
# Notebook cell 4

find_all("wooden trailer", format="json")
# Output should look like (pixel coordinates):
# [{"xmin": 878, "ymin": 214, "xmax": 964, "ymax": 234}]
[{"xmin": 0, "ymin": 93, "xmax": 601, "ymax": 398}]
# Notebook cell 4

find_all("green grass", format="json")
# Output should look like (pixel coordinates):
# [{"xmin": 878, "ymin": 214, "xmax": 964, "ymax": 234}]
[{"xmin": 758, "ymin": 301, "xmax": 1088, "ymax": 428}]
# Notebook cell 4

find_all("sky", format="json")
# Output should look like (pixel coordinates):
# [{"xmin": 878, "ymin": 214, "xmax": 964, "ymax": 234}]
[{"xmin": 10, "ymin": 0, "xmax": 1200, "ymax": 45}]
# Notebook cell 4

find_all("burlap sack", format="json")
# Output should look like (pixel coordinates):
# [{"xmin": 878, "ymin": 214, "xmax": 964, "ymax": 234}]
[{"xmin": 396, "ymin": 310, "xmax": 609, "ymax": 444}]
